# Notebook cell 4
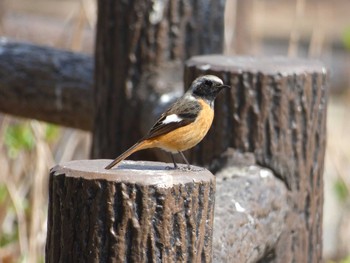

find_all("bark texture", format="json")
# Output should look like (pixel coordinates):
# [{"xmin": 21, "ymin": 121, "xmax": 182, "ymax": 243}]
[
  {"xmin": 184, "ymin": 55, "xmax": 328, "ymax": 263},
  {"xmin": 0, "ymin": 40, "xmax": 93, "ymax": 129},
  {"xmin": 46, "ymin": 160, "xmax": 215, "ymax": 263},
  {"xmin": 92, "ymin": 0, "xmax": 226, "ymax": 159}
]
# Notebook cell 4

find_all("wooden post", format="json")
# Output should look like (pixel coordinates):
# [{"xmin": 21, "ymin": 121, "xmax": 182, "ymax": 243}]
[
  {"xmin": 91, "ymin": 0, "xmax": 226, "ymax": 160},
  {"xmin": 45, "ymin": 160, "xmax": 216, "ymax": 263},
  {"xmin": 184, "ymin": 55, "xmax": 328, "ymax": 262}
]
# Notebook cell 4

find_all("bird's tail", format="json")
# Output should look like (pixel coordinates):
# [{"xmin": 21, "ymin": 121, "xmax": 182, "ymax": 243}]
[{"xmin": 104, "ymin": 140, "xmax": 154, "ymax": 169}]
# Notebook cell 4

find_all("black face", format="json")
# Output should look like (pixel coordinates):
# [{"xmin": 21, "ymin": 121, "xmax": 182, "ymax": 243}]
[{"xmin": 191, "ymin": 76, "xmax": 229, "ymax": 101}]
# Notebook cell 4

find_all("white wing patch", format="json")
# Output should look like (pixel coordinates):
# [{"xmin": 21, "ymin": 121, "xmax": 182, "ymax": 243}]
[
  {"xmin": 162, "ymin": 114, "xmax": 182, "ymax": 124},
  {"xmin": 185, "ymin": 94, "xmax": 197, "ymax": 101}
]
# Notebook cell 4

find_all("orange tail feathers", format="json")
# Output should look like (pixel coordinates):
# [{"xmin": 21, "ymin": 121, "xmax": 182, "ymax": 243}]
[{"xmin": 104, "ymin": 140, "xmax": 154, "ymax": 169}]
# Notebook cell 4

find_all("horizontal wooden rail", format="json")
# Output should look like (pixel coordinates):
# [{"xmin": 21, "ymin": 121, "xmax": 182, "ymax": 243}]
[
  {"xmin": 0, "ymin": 39, "xmax": 94, "ymax": 130},
  {"xmin": 0, "ymin": 40, "xmax": 178, "ymax": 133}
]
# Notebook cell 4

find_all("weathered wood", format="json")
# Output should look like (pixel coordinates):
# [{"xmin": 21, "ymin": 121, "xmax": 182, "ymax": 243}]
[
  {"xmin": 184, "ymin": 55, "xmax": 328, "ymax": 262},
  {"xmin": 0, "ymin": 40, "xmax": 176, "ymax": 138},
  {"xmin": 46, "ymin": 160, "xmax": 216, "ymax": 263},
  {"xmin": 91, "ymin": 0, "xmax": 226, "ymax": 159},
  {"xmin": 0, "ymin": 40, "xmax": 172, "ymax": 133},
  {"xmin": 0, "ymin": 39, "xmax": 94, "ymax": 130},
  {"xmin": 213, "ymin": 152, "xmax": 290, "ymax": 262}
]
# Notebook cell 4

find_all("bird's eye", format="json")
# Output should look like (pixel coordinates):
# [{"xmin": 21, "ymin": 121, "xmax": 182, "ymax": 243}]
[{"xmin": 204, "ymin": 80, "xmax": 213, "ymax": 86}]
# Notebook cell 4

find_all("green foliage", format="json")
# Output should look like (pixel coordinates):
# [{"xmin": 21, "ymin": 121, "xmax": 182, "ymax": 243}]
[
  {"xmin": 342, "ymin": 27, "xmax": 350, "ymax": 50},
  {"xmin": 328, "ymin": 255, "xmax": 350, "ymax": 263},
  {"xmin": 334, "ymin": 177, "xmax": 349, "ymax": 203},
  {"xmin": 4, "ymin": 123, "xmax": 35, "ymax": 158},
  {"xmin": 341, "ymin": 256, "xmax": 350, "ymax": 263},
  {"xmin": 0, "ymin": 184, "xmax": 7, "ymax": 204},
  {"xmin": 4, "ymin": 122, "xmax": 60, "ymax": 159},
  {"xmin": 45, "ymin": 124, "xmax": 60, "ymax": 142},
  {"xmin": 0, "ymin": 185, "xmax": 15, "ymax": 247},
  {"xmin": 0, "ymin": 230, "xmax": 18, "ymax": 247}
]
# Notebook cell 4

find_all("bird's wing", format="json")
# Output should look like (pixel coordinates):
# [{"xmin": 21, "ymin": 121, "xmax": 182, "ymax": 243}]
[{"xmin": 142, "ymin": 97, "xmax": 202, "ymax": 140}]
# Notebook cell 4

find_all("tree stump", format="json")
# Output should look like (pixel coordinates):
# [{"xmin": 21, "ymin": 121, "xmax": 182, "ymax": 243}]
[
  {"xmin": 184, "ymin": 55, "xmax": 328, "ymax": 262},
  {"xmin": 46, "ymin": 160, "xmax": 216, "ymax": 263}
]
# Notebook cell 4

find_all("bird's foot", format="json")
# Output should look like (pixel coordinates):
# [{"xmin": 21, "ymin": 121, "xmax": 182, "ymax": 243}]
[
  {"xmin": 165, "ymin": 164, "xmax": 204, "ymax": 171},
  {"xmin": 165, "ymin": 165, "xmax": 177, "ymax": 170},
  {"xmin": 165, "ymin": 164, "xmax": 189, "ymax": 171}
]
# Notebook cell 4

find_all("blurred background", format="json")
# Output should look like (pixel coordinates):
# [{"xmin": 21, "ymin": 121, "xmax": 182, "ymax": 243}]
[{"xmin": 0, "ymin": 0, "xmax": 349, "ymax": 262}]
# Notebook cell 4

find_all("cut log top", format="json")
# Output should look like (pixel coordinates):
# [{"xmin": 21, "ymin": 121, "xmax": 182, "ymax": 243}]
[
  {"xmin": 51, "ymin": 159, "xmax": 214, "ymax": 186},
  {"xmin": 187, "ymin": 55, "xmax": 327, "ymax": 74}
]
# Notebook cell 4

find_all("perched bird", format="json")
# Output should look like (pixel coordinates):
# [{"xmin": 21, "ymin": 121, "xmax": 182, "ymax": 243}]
[{"xmin": 105, "ymin": 75, "xmax": 230, "ymax": 170}]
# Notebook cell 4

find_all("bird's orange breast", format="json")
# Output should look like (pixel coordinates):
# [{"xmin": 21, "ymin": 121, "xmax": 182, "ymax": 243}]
[{"xmin": 147, "ymin": 99, "xmax": 214, "ymax": 153}]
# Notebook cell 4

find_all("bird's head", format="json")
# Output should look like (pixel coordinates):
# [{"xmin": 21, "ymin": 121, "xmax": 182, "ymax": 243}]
[{"xmin": 189, "ymin": 75, "xmax": 230, "ymax": 102}]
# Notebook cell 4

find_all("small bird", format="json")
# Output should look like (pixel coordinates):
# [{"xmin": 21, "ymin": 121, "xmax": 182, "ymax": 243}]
[{"xmin": 105, "ymin": 75, "xmax": 230, "ymax": 170}]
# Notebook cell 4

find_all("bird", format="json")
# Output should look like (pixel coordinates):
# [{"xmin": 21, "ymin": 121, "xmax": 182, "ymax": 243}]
[{"xmin": 105, "ymin": 75, "xmax": 230, "ymax": 170}]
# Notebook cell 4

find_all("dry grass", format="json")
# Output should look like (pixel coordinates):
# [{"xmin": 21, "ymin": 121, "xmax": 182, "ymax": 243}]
[
  {"xmin": 0, "ymin": 117, "xmax": 52, "ymax": 262},
  {"xmin": 0, "ymin": 117, "xmax": 91, "ymax": 262},
  {"xmin": 324, "ymin": 96, "xmax": 350, "ymax": 260},
  {"xmin": 0, "ymin": 0, "xmax": 95, "ymax": 53},
  {"xmin": 0, "ymin": 1, "xmax": 94, "ymax": 262}
]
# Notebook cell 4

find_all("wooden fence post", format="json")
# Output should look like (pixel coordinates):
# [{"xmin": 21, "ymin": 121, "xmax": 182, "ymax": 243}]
[
  {"xmin": 184, "ymin": 55, "xmax": 328, "ymax": 262},
  {"xmin": 91, "ymin": 0, "xmax": 226, "ymax": 160},
  {"xmin": 45, "ymin": 160, "xmax": 215, "ymax": 263}
]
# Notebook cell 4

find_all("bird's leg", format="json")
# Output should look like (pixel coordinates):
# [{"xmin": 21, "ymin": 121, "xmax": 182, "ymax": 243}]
[
  {"xmin": 170, "ymin": 153, "xmax": 178, "ymax": 169},
  {"xmin": 178, "ymin": 151, "xmax": 191, "ymax": 170}
]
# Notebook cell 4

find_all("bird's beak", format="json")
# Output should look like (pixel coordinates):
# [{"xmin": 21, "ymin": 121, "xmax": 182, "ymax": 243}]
[{"xmin": 220, "ymin": 84, "xmax": 231, "ymax": 89}]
